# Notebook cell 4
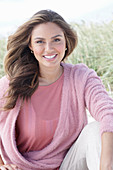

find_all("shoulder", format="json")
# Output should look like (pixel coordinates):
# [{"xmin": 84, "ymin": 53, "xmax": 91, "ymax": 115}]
[
  {"xmin": 62, "ymin": 62, "xmax": 88, "ymax": 70},
  {"xmin": 62, "ymin": 62, "xmax": 99, "ymax": 86},
  {"xmin": 62, "ymin": 62, "xmax": 95, "ymax": 76}
]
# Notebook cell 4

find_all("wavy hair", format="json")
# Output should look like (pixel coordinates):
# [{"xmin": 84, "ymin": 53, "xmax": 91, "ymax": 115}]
[{"xmin": 3, "ymin": 9, "xmax": 78, "ymax": 110}]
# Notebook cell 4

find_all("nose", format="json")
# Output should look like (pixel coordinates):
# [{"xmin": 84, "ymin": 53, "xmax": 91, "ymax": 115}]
[{"xmin": 45, "ymin": 42, "xmax": 53, "ymax": 52}]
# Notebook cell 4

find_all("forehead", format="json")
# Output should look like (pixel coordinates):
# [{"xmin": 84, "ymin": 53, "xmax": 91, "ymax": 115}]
[{"xmin": 31, "ymin": 22, "xmax": 64, "ymax": 37}]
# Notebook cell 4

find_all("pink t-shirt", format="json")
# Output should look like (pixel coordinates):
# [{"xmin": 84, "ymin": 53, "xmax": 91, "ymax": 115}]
[{"xmin": 16, "ymin": 73, "xmax": 64, "ymax": 153}]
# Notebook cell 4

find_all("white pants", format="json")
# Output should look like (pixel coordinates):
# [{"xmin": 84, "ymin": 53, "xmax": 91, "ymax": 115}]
[{"xmin": 60, "ymin": 121, "xmax": 101, "ymax": 170}]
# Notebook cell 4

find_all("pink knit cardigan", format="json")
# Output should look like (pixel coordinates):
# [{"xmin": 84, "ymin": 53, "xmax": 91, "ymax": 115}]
[{"xmin": 0, "ymin": 63, "xmax": 113, "ymax": 170}]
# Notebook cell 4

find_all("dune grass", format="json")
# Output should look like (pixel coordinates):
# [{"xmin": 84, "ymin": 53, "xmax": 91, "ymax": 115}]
[{"xmin": 66, "ymin": 21, "xmax": 113, "ymax": 92}]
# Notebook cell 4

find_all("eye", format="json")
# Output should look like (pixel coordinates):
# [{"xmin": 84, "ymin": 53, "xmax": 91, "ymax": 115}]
[
  {"xmin": 36, "ymin": 40, "xmax": 44, "ymax": 44},
  {"xmin": 54, "ymin": 38, "xmax": 61, "ymax": 42}
]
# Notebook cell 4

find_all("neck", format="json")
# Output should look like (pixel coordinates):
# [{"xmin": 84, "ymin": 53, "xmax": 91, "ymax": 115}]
[{"xmin": 39, "ymin": 65, "xmax": 63, "ymax": 86}]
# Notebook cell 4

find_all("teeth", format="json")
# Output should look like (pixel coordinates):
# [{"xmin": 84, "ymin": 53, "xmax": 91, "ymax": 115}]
[{"xmin": 44, "ymin": 55, "xmax": 56, "ymax": 59}]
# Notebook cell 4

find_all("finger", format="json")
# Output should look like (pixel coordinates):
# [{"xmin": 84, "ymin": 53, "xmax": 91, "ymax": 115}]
[
  {"xmin": 0, "ymin": 164, "xmax": 18, "ymax": 170},
  {"xmin": 1, "ymin": 165, "xmax": 13, "ymax": 170},
  {"xmin": 0, "ymin": 165, "xmax": 7, "ymax": 170}
]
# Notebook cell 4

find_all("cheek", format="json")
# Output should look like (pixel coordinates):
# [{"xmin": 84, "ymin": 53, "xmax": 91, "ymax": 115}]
[
  {"xmin": 33, "ymin": 47, "xmax": 43, "ymax": 56},
  {"xmin": 56, "ymin": 43, "xmax": 66, "ymax": 53}
]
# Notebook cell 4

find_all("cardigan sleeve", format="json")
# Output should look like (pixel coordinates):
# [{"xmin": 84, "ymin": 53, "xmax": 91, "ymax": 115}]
[{"xmin": 84, "ymin": 68, "xmax": 113, "ymax": 135}]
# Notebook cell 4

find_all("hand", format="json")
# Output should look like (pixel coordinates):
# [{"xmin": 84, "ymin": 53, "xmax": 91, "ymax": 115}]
[{"xmin": 0, "ymin": 164, "xmax": 22, "ymax": 170}]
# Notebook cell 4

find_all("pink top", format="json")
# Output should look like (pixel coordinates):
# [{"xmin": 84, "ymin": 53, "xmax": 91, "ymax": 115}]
[
  {"xmin": 1, "ymin": 63, "xmax": 113, "ymax": 170},
  {"xmin": 16, "ymin": 73, "xmax": 64, "ymax": 153}
]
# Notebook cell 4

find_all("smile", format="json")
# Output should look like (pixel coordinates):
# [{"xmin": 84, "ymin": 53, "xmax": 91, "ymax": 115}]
[{"xmin": 43, "ymin": 54, "xmax": 57, "ymax": 59}]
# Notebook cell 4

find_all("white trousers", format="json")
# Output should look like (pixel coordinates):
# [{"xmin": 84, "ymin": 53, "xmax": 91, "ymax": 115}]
[{"xmin": 60, "ymin": 121, "xmax": 101, "ymax": 170}]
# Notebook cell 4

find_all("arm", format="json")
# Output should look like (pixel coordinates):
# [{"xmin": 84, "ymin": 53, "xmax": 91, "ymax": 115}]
[
  {"xmin": 83, "ymin": 69, "xmax": 113, "ymax": 169},
  {"xmin": 100, "ymin": 132, "xmax": 113, "ymax": 170}
]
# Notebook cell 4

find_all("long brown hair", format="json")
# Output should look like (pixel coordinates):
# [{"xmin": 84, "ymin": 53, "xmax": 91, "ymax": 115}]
[{"xmin": 3, "ymin": 9, "xmax": 78, "ymax": 110}]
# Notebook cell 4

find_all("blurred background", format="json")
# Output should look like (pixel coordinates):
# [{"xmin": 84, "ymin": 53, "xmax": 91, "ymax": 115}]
[
  {"xmin": 0, "ymin": 0, "xmax": 113, "ymax": 36},
  {"xmin": 0, "ymin": 0, "xmax": 113, "ymax": 95}
]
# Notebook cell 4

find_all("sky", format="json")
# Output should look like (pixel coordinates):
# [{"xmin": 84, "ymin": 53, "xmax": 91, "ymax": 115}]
[{"xmin": 0, "ymin": 0, "xmax": 113, "ymax": 37}]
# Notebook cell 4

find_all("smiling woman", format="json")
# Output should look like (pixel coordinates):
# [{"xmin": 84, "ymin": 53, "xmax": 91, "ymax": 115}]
[{"xmin": 0, "ymin": 9, "xmax": 113, "ymax": 170}]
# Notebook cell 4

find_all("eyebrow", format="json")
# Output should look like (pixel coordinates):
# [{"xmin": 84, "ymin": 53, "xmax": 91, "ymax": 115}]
[{"xmin": 34, "ymin": 34, "xmax": 63, "ymax": 40}]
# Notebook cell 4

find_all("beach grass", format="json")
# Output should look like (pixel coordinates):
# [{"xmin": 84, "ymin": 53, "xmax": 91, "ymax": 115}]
[{"xmin": 66, "ymin": 21, "xmax": 113, "ymax": 93}]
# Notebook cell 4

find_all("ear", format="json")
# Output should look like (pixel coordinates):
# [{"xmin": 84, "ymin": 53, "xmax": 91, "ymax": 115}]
[{"xmin": 28, "ymin": 43, "xmax": 33, "ymax": 51}]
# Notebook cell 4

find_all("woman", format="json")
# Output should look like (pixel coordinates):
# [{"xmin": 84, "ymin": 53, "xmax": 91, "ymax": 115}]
[{"xmin": 0, "ymin": 9, "xmax": 113, "ymax": 170}]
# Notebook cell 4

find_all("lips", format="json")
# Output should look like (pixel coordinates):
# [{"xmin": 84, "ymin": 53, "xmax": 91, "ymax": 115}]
[{"xmin": 43, "ymin": 54, "xmax": 57, "ymax": 59}]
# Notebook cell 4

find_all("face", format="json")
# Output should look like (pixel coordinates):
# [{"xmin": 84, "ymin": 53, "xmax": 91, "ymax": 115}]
[{"xmin": 29, "ymin": 22, "xmax": 66, "ymax": 70}]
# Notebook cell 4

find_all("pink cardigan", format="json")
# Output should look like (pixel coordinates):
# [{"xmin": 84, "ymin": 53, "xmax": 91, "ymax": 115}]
[{"xmin": 0, "ymin": 63, "xmax": 113, "ymax": 170}]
